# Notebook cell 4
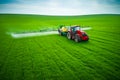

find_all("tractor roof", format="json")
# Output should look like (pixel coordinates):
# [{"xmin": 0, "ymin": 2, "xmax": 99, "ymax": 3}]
[{"xmin": 71, "ymin": 25, "xmax": 80, "ymax": 28}]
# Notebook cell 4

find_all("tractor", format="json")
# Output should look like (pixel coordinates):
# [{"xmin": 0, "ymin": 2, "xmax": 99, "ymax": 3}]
[{"xmin": 58, "ymin": 25, "xmax": 89, "ymax": 42}]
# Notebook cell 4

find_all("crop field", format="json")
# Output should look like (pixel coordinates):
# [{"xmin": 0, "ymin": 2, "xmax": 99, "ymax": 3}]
[{"xmin": 0, "ymin": 14, "xmax": 120, "ymax": 80}]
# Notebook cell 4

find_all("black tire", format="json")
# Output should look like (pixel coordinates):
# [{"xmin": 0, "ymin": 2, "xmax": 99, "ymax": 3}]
[
  {"xmin": 67, "ymin": 32, "xmax": 71, "ymax": 39},
  {"xmin": 74, "ymin": 35, "xmax": 81, "ymax": 42}
]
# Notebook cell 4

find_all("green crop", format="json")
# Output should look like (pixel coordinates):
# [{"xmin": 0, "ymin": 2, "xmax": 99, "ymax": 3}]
[{"xmin": 0, "ymin": 14, "xmax": 120, "ymax": 80}]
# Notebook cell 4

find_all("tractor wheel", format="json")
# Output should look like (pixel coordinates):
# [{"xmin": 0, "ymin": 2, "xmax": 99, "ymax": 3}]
[
  {"xmin": 67, "ymin": 32, "xmax": 71, "ymax": 39},
  {"xmin": 74, "ymin": 35, "xmax": 81, "ymax": 42}
]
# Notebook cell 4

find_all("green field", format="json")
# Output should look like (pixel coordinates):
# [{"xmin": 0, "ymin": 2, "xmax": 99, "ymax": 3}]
[{"xmin": 0, "ymin": 14, "xmax": 120, "ymax": 80}]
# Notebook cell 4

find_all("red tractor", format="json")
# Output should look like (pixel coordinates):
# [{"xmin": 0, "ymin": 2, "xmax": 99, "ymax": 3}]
[{"xmin": 58, "ymin": 25, "xmax": 89, "ymax": 42}]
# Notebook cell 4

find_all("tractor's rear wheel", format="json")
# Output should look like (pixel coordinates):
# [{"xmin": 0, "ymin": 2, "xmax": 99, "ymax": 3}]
[
  {"xmin": 74, "ymin": 35, "xmax": 81, "ymax": 42},
  {"xmin": 67, "ymin": 32, "xmax": 71, "ymax": 39}
]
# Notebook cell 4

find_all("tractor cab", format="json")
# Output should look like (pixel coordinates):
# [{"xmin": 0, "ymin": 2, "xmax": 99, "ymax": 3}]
[
  {"xmin": 68, "ymin": 26, "xmax": 81, "ymax": 36},
  {"xmin": 67, "ymin": 25, "xmax": 89, "ymax": 42},
  {"xmin": 71, "ymin": 26, "xmax": 80, "ymax": 32},
  {"xmin": 58, "ymin": 25, "xmax": 89, "ymax": 42}
]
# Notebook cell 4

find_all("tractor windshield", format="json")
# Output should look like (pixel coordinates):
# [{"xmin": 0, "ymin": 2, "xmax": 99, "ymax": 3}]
[{"xmin": 75, "ymin": 27, "xmax": 80, "ymax": 31}]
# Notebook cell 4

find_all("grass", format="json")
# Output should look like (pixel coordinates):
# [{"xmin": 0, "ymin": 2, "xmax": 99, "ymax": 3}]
[{"xmin": 0, "ymin": 14, "xmax": 120, "ymax": 80}]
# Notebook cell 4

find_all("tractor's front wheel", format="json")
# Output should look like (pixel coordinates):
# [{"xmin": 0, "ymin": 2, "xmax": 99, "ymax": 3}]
[
  {"xmin": 67, "ymin": 32, "xmax": 71, "ymax": 39},
  {"xmin": 74, "ymin": 35, "xmax": 81, "ymax": 42}
]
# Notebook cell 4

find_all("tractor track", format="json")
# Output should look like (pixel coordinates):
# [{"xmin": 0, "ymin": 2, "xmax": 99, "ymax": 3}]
[
  {"xmin": 52, "ymin": 45, "xmax": 93, "ymax": 80},
  {"xmin": 78, "ymin": 44, "xmax": 120, "ymax": 76},
  {"xmin": 89, "ymin": 40, "xmax": 120, "ymax": 56},
  {"xmin": 33, "ymin": 38, "xmax": 80, "ymax": 80},
  {"xmin": 81, "ymin": 42, "xmax": 120, "ymax": 64},
  {"xmin": 34, "ymin": 36, "xmax": 106, "ymax": 79},
  {"xmin": 31, "ymin": 39, "xmax": 47, "ymax": 80},
  {"xmin": 26, "ymin": 39, "xmax": 36, "ymax": 80},
  {"xmin": 0, "ymin": 39, "xmax": 14, "ymax": 76},
  {"xmin": 90, "ymin": 37, "xmax": 120, "ymax": 48},
  {"xmin": 91, "ymin": 39, "xmax": 120, "ymax": 53},
  {"xmin": 62, "ymin": 41, "xmax": 120, "ymax": 79},
  {"xmin": 91, "ymin": 31, "xmax": 120, "ymax": 39},
  {"xmin": 91, "ymin": 36, "xmax": 120, "ymax": 44}
]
